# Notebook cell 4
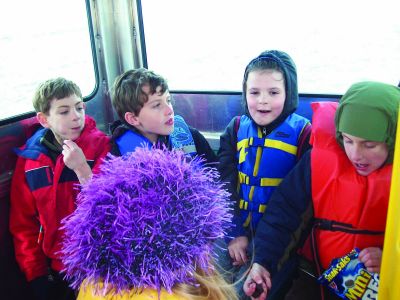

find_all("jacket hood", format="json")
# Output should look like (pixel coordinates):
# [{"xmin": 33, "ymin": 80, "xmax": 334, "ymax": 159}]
[{"xmin": 109, "ymin": 119, "xmax": 129, "ymax": 139}]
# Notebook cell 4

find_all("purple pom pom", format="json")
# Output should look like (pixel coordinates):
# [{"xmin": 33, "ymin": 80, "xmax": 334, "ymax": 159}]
[{"xmin": 61, "ymin": 147, "xmax": 232, "ymax": 295}]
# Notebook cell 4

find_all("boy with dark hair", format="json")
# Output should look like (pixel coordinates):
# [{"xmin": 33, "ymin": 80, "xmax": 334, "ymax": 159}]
[
  {"xmin": 9, "ymin": 77, "xmax": 110, "ymax": 300},
  {"xmin": 216, "ymin": 50, "xmax": 311, "ymax": 299},
  {"xmin": 110, "ymin": 68, "xmax": 216, "ymax": 163}
]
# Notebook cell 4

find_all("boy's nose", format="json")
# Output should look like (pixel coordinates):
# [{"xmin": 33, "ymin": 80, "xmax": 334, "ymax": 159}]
[
  {"xmin": 259, "ymin": 93, "xmax": 269, "ymax": 104},
  {"xmin": 165, "ymin": 104, "xmax": 174, "ymax": 115},
  {"xmin": 350, "ymin": 146, "xmax": 363, "ymax": 162},
  {"xmin": 72, "ymin": 109, "xmax": 81, "ymax": 119}
]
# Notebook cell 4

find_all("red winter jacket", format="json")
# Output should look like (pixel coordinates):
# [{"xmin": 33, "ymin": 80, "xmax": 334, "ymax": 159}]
[{"xmin": 9, "ymin": 116, "xmax": 110, "ymax": 281}]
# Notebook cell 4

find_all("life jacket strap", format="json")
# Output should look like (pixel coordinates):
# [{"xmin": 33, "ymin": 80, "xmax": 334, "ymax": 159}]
[
  {"xmin": 313, "ymin": 218, "xmax": 384, "ymax": 235},
  {"xmin": 239, "ymin": 199, "xmax": 266, "ymax": 213}
]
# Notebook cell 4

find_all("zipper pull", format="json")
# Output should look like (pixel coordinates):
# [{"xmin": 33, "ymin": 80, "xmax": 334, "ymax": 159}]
[
  {"xmin": 37, "ymin": 225, "xmax": 43, "ymax": 244},
  {"xmin": 262, "ymin": 127, "xmax": 267, "ymax": 136}
]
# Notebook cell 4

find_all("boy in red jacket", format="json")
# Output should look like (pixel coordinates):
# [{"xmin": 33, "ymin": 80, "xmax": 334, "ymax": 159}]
[{"xmin": 9, "ymin": 78, "xmax": 110, "ymax": 300}]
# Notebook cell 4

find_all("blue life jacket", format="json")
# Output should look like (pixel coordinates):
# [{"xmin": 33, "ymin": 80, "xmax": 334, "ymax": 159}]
[
  {"xmin": 236, "ymin": 114, "xmax": 309, "ymax": 231},
  {"xmin": 116, "ymin": 115, "xmax": 197, "ymax": 157},
  {"xmin": 168, "ymin": 115, "xmax": 196, "ymax": 156}
]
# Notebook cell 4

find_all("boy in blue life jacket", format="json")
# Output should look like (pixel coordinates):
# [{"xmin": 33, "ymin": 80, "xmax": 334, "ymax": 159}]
[
  {"xmin": 217, "ymin": 50, "xmax": 311, "ymax": 298},
  {"xmin": 9, "ymin": 78, "xmax": 110, "ymax": 300},
  {"xmin": 109, "ymin": 68, "xmax": 216, "ymax": 164}
]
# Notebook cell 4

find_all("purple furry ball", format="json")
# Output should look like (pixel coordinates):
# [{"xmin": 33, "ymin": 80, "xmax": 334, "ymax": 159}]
[{"xmin": 61, "ymin": 147, "xmax": 232, "ymax": 295}]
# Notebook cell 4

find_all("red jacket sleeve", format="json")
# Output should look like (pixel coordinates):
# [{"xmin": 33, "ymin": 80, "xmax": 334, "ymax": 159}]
[
  {"xmin": 91, "ymin": 135, "xmax": 111, "ymax": 174},
  {"xmin": 9, "ymin": 157, "xmax": 48, "ymax": 281}
]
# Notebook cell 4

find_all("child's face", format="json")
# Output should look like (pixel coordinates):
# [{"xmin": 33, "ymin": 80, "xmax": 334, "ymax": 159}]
[
  {"xmin": 246, "ymin": 70, "xmax": 286, "ymax": 126},
  {"xmin": 37, "ymin": 94, "xmax": 85, "ymax": 144},
  {"xmin": 342, "ymin": 133, "xmax": 389, "ymax": 176},
  {"xmin": 131, "ymin": 85, "xmax": 174, "ymax": 143}
]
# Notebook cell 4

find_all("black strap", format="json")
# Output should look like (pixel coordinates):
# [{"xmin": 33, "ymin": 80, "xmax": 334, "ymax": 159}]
[
  {"xmin": 296, "ymin": 122, "xmax": 311, "ymax": 161},
  {"xmin": 234, "ymin": 115, "xmax": 241, "ymax": 134},
  {"xmin": 310, "ymin": 225, "xmax": 325, "ymax": 300},
  {"xmin": 232, "ymin": 115, "xmax": 241, "ymax": 150},
  {"xmin": 314, "ymin": 218, "xmax": 384, "ymax": 235}
]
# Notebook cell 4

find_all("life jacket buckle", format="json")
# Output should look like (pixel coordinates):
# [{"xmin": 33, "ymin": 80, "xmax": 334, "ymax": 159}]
[{"xmin": 315, "ymin": 218, "xmax": 334, "ymax": 230}]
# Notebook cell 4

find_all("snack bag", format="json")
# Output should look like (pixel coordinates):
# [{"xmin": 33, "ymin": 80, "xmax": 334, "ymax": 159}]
[{"xmin": 318, "ymin": 249, "xmax": 379, "ymax": 299}]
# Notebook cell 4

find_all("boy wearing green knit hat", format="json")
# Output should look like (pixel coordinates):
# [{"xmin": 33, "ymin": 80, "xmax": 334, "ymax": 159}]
[{"xmin": 243, "ymin": 81, "xmax": 400, "ymax": 299}]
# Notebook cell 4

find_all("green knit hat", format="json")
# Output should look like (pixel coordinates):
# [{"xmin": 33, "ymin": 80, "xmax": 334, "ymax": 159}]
[{"xmin": 335, "ymin": 81, "xmax": 400, "ymax": 163}]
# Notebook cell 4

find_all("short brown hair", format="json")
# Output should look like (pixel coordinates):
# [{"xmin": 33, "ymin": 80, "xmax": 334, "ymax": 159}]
[
  {"xmin": 32, "ymin": 77, "xmax": 82, "ymax": 114},
  {"xmin": 111, "ymin": 68, "xmax": 168, "ymax": 120}
]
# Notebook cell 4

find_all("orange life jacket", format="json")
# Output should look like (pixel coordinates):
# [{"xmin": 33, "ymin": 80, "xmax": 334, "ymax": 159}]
[{"xmin": 310, "ymin": 101, "xmax": 392, "ymax": 270}]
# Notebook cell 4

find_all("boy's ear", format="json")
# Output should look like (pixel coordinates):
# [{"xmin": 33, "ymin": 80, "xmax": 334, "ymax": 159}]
[
  {"xmin": 124, "ymin": 112, "xmax": 140, "ymax": 127},
  {"xmin": 36, "ymin": 112, "xmax": 51, "ymax": 128}
]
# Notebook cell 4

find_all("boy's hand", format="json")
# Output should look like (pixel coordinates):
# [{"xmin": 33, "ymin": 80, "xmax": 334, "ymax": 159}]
[
  {"xmin": 359, "ymin": 247, "xmax": 382, "ymax": 273},
  {"xmin": 62, "ymin": 140, "xmax": 92, "ymax": 184},
  {"xmin": 228, "ymin": 236, "xmax": 249, "ymax": 266},
  {"xmin": 243, "ymin": 263, "xmax": 271, "ymax": 300}
]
